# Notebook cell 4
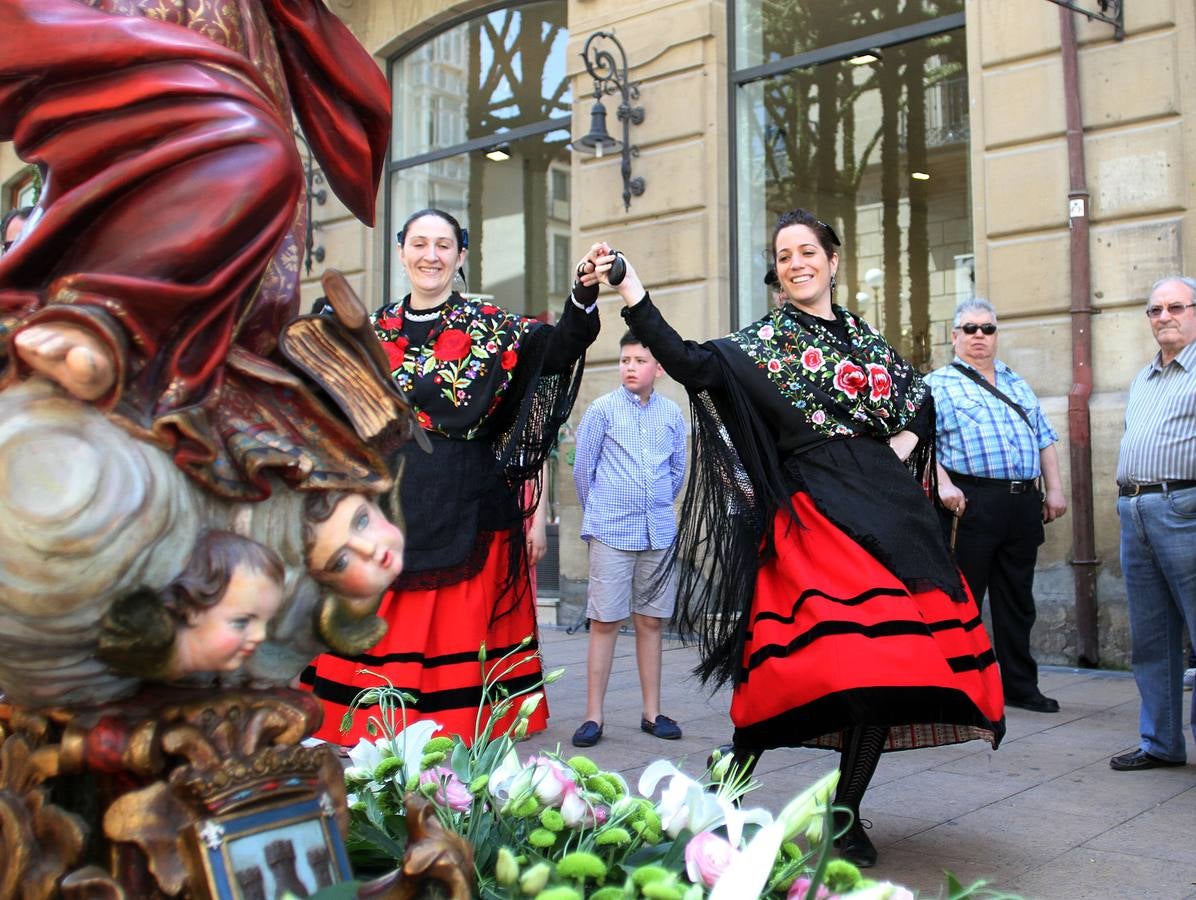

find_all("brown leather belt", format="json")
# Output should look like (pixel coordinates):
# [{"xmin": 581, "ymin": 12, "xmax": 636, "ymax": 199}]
[{"xmin": 1118, "ymin": 480, "xmax": 1196, "ymax": 497}]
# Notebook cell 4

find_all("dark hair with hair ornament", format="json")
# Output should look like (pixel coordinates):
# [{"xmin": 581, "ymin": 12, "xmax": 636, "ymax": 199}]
[
  {"xmin": 771, "ymin": 209, "xmax": 841, "ymax": 262},
  {"xmin": 396, "ymin": 208, "xmax": 468, "ymax": 250}
]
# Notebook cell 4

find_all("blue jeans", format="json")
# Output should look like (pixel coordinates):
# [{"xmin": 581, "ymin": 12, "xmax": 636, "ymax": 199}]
[{"xmin": 1119, "ymin": 487, "xmax": 1196, "ymax": 761}]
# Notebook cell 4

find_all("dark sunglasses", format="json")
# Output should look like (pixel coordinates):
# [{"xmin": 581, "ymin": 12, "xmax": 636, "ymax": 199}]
[
  {"xmin": 958, "ymin": 322, "xmax": 997, "ymax": 335},
  {"xmin": 1145, "ymin": 302, "xmax": 1195, "ymax": 319}
]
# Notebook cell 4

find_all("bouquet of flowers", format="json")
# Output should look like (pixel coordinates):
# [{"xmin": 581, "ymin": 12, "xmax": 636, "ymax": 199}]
[{"xmin": 337, "ymin": 639, "xmax": 1008, "ymax": 900}]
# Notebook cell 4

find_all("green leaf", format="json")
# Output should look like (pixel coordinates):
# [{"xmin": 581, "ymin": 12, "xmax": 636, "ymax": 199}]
[{"xmin": 350, "ymin": 821, "xmax": 407, "ymax": 863}]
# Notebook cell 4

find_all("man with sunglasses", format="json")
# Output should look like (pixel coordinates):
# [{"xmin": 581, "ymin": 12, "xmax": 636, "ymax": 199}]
[
  {"xmin": 1110, "ymin": 276, "xmax": 1196, "ymax": 771},
  {"xmin": 927, "ymin": 298, "xmax": 1067, "ymax": 714}
]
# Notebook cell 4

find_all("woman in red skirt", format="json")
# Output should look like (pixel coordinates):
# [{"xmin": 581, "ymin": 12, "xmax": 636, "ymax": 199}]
[
  {"xmin": 580, "ymin": 210, "xmax": 1004, "ymax": 868},
  {"xmin": 301, "ymin": 209, "xmax": 601, "ymax": 746}
]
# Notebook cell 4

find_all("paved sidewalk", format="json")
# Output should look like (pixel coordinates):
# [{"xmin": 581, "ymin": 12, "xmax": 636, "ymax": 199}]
[{"xmin": 536, "ymin": 626, "xmax": 1196, "ymax": 900}]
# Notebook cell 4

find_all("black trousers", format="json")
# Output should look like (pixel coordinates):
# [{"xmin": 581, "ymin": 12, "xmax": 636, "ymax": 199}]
[{"xmin": 941, "ymin": 477, "xmax": 1046, "ymax": 702}]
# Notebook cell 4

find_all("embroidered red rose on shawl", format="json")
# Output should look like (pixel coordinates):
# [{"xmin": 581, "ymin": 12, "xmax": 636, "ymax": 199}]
[
  {"xmin": 866, "ymin": 364, "xmax": 893, "ymax": 401},
  {"xmin": 482, "ymin": 304, "xmax": 499, "ymax": 315},
  {"xmin": 800, "ymin": 347, "xmax": 824, "ymax": 372},
  {"xmin": 501, "ymin": 349, "xmax": 518, "ymax": 370},
  {"xmin": 383, "ymin": 337, "xmax": 408, "ymax": 371},
  {"xmin": 833, "ymin": 360, "xmax": 868, "ymax": 398},
  {"xmin": 767, "ymin": 359, "xmax": 782, "ymax": 373},
  {"xmin": 433, "ymin": 329, "xmax": 472, "ymax": 361},
  {"xmin": 376, "ymin": 314, "xmax": 403, "ymax": 331},
  {"xmin": 417, "ymin": 410, "xmax": 432, "ymax": 429}
]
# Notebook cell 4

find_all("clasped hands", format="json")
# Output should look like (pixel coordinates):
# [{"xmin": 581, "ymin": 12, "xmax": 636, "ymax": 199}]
[{"xmin": 575, "ymin": 242, "xmax": 646, "ymax": 306}]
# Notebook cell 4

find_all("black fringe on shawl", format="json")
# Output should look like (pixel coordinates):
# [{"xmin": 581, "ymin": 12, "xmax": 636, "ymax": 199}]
[
  {"xmin": 487, "ymin": 322, "xmax": 588, "ymax": 623},
  {"xmin": 668, "ymin": 346, "xmax": 802, "ymax": 690}
]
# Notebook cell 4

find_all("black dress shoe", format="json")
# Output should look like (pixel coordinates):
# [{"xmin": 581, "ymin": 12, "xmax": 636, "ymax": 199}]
[
  {"xmin": 1006, "ymin": 693, "xmax": 1060, "ymax": 713},
  {"xmin": 1109, "ymin": 749, "xmax": 1186, "ymax": 771},
  {"xmin": 834, "ymin": 819, "xmax": 877, "ymax": 868}
]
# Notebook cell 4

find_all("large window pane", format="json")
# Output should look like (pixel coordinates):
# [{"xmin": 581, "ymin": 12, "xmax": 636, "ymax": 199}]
[
  {"xmin": 735, "ymin": 0, "xmax": 964, "ymax": 71},
  {"xmin": 391, "ymin": 1, "xmax": 570, "ymax": 161},
  {"xmin": 736, "ymin": 30, "xmax": 969, "ymax": 370},
  {"xmin": 389, "ymin": 129, "xmax": 572, "ymax": 317}
]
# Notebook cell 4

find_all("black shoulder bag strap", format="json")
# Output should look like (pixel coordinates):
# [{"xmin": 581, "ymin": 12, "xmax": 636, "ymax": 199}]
[{"xmin": 951, "ymin": 362, "xmax": 1035, "ymax": 431}]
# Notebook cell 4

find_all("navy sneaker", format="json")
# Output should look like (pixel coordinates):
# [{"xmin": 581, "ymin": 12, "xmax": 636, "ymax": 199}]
[
  {"xmin": 641, "ymin": 714, "xmax": 683, "ymax": 740},
  {"xmin": 572, "ymin": 720, "xmax": 603, "ymax": 748}
]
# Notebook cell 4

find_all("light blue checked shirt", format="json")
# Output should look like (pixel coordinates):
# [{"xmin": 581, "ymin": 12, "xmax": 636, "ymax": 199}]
[
  {"xmin": 926, "ymin": 358, "xmax": 1058, "ymax": 480},
  {"xmin": 574, "ymin": 386, "xmax": 687, "ymax": 551}
]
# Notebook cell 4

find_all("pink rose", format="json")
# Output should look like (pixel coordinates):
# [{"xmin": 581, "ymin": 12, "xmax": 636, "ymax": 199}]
[
  {"xmin": 867, "ymin": 364, "xmax": 893, "ymax": 401},
  {"xmin": 811, "ymin": 409, "xmax": 827, "ymax": 425},
  {"xmin": 684, "ymin": 832, "xmax": 737, "ymax": 888},
  {"xmin": 767, "ymin": 359, "xmax": 782, "ymax": 373},
  {"xmin": 419, "ymin": 766, "xmax": 472, "ymax": 812},
  {"xmin": 833, "ymin": 360, "xmax": 868, "ymax": 399},
  {"xmin": 758, "ymin": 324, "xmax": 775, "ymax": 341},
  {"xmin": 801, "ymin": 347, "xmax": 824, "ymax": 371},
  {"xmin": 787, "ymin": 877, "xmax": 832, "ymax": 900}
]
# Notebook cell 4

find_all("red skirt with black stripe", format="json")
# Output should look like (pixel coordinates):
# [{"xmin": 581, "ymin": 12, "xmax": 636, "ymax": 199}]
[
  {"xmin": 301, "ymin": 532, "xmax": 549, "ymax": 746},
  {"xmin": 731, "ymin": 492, "xmax": 1004, "ymax": 754}
]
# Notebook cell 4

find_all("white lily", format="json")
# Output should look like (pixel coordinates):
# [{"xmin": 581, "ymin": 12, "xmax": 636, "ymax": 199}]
[
  {"xmin": 709, "ymin": 770, "xmax": 840, "ymax": 900},
  {"xmin": 487, "ymin": 746, "xmax": 528, "ymax": 802},
  {"xmin": 383, "ymin": 719, "xmax": 443, "ymax": 782},
  {"xmin": 343, "ymin": 736, "xmax": 389, "ymax": 782},
  {"xmin": 638, "ymin": 760, "xmax": 771, "ymax": 847}
]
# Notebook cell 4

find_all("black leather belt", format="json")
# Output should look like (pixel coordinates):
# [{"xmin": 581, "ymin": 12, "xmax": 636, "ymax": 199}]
[
  {"xmin": 947, "ymin": 472, "xmax": 1037, "ymax": 494},
  {"xmin": 1118, "ymin": 480, "xmax": 1196, "ymax": 497}
]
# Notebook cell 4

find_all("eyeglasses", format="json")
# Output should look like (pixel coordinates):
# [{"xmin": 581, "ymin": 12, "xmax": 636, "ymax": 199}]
[
  {"xmin": 1145, "ymin": 302, "xmax": 1196, "ymax": 319},
  {"xmin": 958, "ymin": 322, "xmax": 997, "ymax": 335}
]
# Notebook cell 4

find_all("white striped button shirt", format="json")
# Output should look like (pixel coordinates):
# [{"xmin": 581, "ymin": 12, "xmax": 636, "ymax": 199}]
[{"xmin": 1116, "ymin": 339, "xmax": 1196, "ymax": 484}]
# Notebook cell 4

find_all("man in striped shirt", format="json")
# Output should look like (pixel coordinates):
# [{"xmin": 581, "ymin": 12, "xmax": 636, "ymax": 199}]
[
  {"xmin": 927, "ymin": 298, "xmax": 1068, "ymax": 714},
  {"xmin": 1110, "ymin": 276, "xmax": 1196, "ymax": 771},
  {"xmin": 571, "ymin": 331, "xmax": 687, "ymax": 747}
]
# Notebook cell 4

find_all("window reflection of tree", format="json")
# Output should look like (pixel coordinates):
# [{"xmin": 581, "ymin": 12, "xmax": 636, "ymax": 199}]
[
  {"xmin": 747, "ymin": 2, "xmax": 966, "ymax": 370},
  {"xmin": 466, "ymin": 5, "xmax": 569, "ymax": 314}
]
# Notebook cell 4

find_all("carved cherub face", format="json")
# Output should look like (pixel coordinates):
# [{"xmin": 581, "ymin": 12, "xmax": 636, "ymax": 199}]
[
  {"xmin": 174, "ymin": 563, "xmax": 283, "ymax": 674},
  {"xmin": 307, "ymin": 495, "xmax": 405, "ymax": 603}
]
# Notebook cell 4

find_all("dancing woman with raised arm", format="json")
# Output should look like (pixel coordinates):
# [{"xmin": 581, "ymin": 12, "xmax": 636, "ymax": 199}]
[
  {"xmin": 303, "ymin": 209, "xmax": 601, "ymax": 745},
  {"xmin": 584, "ymin": 210, "xmax": 1004, "ymax": 867}
]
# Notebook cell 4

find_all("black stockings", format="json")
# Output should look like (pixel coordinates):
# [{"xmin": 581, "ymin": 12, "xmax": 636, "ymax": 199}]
[{"xmin": 834, "ymin": 724, "xmax": 887, "ymax": 818}]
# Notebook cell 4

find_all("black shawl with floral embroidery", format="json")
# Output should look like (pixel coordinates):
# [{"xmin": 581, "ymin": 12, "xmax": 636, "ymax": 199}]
[
  {"xmin": 373, "ymin": 292, "xmax": 598, "ymax": 614},
  {"xmin": 623, "ymin": 297, "xmax": 963, "ymax": 689}
]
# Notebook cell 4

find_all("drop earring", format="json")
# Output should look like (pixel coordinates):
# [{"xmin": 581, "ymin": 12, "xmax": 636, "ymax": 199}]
[{"xmin": 829, "ymin": 272, "xmax": 837, "ymax": 296}]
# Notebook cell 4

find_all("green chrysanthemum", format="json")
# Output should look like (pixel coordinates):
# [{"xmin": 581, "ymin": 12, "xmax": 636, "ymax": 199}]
[
  {"xmin": 641, "ymin": 881, "xmax": 684, "ymax": 900},
  {"xmin": 528, "ymin": 828, "xmax": 558, "ymax": 848},
  {"xmin": 420, "ymin": 750, "xmax": 447, "ymax": 768},
  {"xmin": 468, "ymin": 774, "xmax": 490, "ymax": 795},
  {"xmin": 823, "ymin": 858, "xmax": 863, "ymax": 892},
  {"xmin": 584, "ymin": 774, "xmax": 621, "ymax": 803},
  {"xmin": 512, "ymin": 796, "xmax": 541, "ymax": 818},
  {"xmin": 630, "ymin": 865, "xmax": 671, "ymax": 887},
  {"xmin": 594, "ymin": 826, "xmax": 631, "ymax": 847},
  {"xmin": 373, "ymin": 756, "xmax": 403, "ymax": 781},
  {"xmin": 533, "ymin": 889, "xmax": 582, "ymax": 900},
  {"xmin": 555, "ymin": 851, "xmax": 607, "ymax": 882},
  {"xmin": 539, "ymin": 808, "xmax": 566, "ymax": 832},
  {"xmin": 424, "ymin": 736, "xmax": 455, "ymax": 753},
  {"xmin": 781, "ymin": 841, "xmax": 801, "ymax": 861},
  {"xmin": 566, "ymin": 755, "xmax": 599, "ymax": 777},
  {"xmin": 588, "ymin": 888, "xmax": 625, "ymax": 900}
]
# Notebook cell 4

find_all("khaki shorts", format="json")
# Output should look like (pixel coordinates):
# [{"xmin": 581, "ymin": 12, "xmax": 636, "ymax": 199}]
[{"xmin": 585, "ymin": 540, "xmax": 677, "ymax": 623}]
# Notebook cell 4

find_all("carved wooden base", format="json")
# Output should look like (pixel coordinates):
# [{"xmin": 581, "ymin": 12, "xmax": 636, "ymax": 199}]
[{"xmin": 0, "ymin": 689, "xmax": 473, "ymax": 899}]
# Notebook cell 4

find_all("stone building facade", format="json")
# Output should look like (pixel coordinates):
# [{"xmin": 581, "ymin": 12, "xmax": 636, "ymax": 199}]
[{"xmin": 4, "ymin": 0, "xmax": 1194, "ymax": 667}]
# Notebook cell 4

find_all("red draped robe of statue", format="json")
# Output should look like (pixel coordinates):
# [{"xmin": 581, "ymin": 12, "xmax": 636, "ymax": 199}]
[{"xmin": 0, "ymin": 0, "xmax": 393, "ymax": 499}]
